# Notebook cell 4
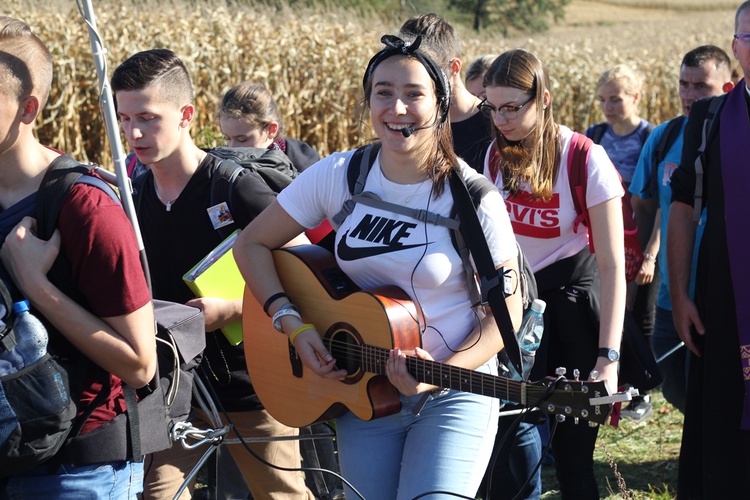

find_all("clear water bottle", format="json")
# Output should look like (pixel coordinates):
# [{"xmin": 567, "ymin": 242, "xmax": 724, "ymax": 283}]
[
  {"xmin": 510, "ymin": 299, "xmax": 546, "ymax": 381},
  {"xmin": 11, "ymin": 300, "xmax": 48, "ymax": 366},
  {"xmin": 0, "ymin": 302, "xmax": 25, "ymax": 376}
]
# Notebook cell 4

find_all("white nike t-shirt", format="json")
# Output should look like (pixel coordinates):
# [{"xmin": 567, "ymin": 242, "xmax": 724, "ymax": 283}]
[
  {"xmin": 483, "ymin": 125, "xmax": 624, "ymax": 272},
  {"xmin": 278, "ymin": 149, "xmax": 517, "ymax": 362}
]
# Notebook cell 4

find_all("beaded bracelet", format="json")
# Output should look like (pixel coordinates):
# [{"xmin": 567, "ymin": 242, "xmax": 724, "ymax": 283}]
[
  {"xmin": 289, "ymin": 323, "xmax": 316, "ymax": 344},
  {"xmin": 271, "ymin": 303, "xmax": 300, "ymax": 332}
]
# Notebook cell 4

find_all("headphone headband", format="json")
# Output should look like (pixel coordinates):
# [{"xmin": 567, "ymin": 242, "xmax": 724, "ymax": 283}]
[{"xmin": 363, "ymin": 35, "xmax": 451, "ymax": 124}]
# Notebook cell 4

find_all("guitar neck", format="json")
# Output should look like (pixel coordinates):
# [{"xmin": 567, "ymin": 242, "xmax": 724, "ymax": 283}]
[{"xmin": 356, "ymin": 342, "xmax": 532, "ymax": 405}]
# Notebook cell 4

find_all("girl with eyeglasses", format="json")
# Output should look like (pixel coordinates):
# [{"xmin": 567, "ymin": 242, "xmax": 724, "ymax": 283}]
[{"xmin": 482, "ymin": 49, "xmax": 626, "ymax": 500}]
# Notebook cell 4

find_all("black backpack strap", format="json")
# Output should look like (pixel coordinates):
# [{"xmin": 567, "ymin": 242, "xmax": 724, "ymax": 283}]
[
  {"xmin": 693, "ymin": 95, "xmax": 725, "ymax": 222},
  {"xmin": 448, "ymin": 169, "xmax": 523, "ymax": 375},
  {"xmin": 35, "ymin": 156, "xmax": 150, "ymax": 464},
  {"xmin": 36, "ymin": 155, "xmax": 96, "ymax": 240},
  {"xmin": 331, "ymin": 143, "xmax": 381, "ymax": 226},
  {"xmin": 209, "ymin": 158, "xmax": 245, "ymax": 241},
  {"xmin": 650, "ymin": 115, "xmax": 686, "ymax": 195},
  {"xmin": 587, "ymin": 123, "xmax": 607, "ymax": 144}
]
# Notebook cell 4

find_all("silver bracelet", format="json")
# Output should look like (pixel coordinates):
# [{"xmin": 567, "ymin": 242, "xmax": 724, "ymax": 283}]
[{"xmin": 272, "ymin": 303, "xmax": 300, "ymax": 332}]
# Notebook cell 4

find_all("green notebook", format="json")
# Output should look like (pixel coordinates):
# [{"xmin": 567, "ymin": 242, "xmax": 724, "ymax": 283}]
[{"xmin": 183, "ymin": 230, "xmax": 245, "ymax": 345}]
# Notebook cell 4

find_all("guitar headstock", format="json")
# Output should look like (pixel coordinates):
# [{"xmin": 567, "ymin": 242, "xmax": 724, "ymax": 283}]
[{"xmin": 530, "ymin": 376, "xmax": 614, "ymax": 426}]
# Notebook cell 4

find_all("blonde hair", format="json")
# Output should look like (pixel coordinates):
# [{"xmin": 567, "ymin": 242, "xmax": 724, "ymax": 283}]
[{"xmin": 596, "ymin": 64, "xmax": 643, "ymax": 97}]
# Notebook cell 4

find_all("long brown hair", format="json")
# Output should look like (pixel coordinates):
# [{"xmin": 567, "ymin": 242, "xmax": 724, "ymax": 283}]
[{"xmin": 484, "ymin": 49, "xmax": 560, "ymax": 201}]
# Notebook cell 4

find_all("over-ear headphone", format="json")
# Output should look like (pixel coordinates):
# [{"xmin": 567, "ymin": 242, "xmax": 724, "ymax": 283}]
[{"xmin": 364, "ymin": 35, "xmax": 452, "ymax": 125}]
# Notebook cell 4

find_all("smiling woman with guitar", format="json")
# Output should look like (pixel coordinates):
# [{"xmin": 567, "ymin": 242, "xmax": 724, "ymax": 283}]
[{"xmin": 233, "ymin": 34, "xmax": 526, "ymax": 500}]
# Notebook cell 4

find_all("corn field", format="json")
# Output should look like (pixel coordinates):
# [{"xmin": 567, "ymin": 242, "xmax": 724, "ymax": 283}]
[{"xmin": 5, "ymin": 0, "xmax": 736, "ymax": 168}]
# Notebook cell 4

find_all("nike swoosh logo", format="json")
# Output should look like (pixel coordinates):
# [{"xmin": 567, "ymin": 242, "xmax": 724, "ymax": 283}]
[{"xmin": 337, "ymin": 231, "xmax": 428, "ymax": 261}]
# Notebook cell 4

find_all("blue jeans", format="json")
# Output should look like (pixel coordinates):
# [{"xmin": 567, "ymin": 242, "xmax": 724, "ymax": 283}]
[
  {"xmin": 1, "ymin": 459, "xmax": 144, "ymax": 499},
  {"xmin": 335, "ymin": 363, "xmax": 499, "ymax": 500},
  {"xmin": 481, "ymin": 414, "xmax": 542, "ymax": 500},
  {"xmin": 652, "ymin": 306, "xmax": 687, "ymax": 413}
]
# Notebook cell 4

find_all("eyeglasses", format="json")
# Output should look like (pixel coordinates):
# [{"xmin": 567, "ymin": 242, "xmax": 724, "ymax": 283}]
[
  {"xmin": 734, "ymin": 33, "xmax": 750, "ymax": 43},
  {"xmin": 478, "ymin": 96, "xmax": 535, "ymax": 120}
]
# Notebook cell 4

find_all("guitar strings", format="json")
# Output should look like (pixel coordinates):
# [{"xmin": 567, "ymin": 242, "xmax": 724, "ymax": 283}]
[
  {"xmin": 326, "ymin": 336, "xmax": 602, "ymax": 422},
  {"xmin": 326, "ymin": 337, "xmax": 553, "ymax": 400}
]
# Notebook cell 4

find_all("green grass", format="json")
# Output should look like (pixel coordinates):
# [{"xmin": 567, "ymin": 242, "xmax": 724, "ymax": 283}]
[{"xmin": 540, "ymin": 389, "xmax": 682, "ymax": 499}]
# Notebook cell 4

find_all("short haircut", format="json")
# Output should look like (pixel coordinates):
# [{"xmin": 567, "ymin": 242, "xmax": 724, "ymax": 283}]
[
  {"xmin": 737, "ymin": 1, "xmax": 750, "ymax": 32},
  {"xmin": 465, "ymin": 54, "xmax": 496, "ymax": 84},
  {"xmin": 681, "ymin": 45, "xmax": 731, "ymax": 78},
  {"xmin": 111, "ymin": 48, "xmax": 193, "ymax": 106},
  {"xmin": 216, "ymin": 81, "xmax": 285, "ymax": 135},
  {"xmin": 398, "ymin": 13, "xmax": 461, "ymax": 72},
  {"xmin": 0, "ymin": 16, "xmax": 53, "ymax": 107},
  {"xmin": 597, "ymin": 64, "xmax": 643, "ymax": 97}
]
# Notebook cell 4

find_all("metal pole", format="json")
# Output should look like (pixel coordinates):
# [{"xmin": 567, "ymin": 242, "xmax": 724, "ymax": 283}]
[
  {"xmin": 656, "ymin": 341, "xmax": 685, "ymax": 364},
  {"xmin": 77, "ymin": 0, "xmax": 144, "ymax": 252}
]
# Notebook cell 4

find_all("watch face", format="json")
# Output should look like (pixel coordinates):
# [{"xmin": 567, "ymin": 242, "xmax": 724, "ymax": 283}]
[{"xmin": 608, "ymin": 349, "xmax": 620, "ymax": 361}]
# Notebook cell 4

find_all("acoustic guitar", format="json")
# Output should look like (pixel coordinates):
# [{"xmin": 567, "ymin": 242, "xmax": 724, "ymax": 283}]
[{"xmin": 243, "ymin": 245, "xmax": 615, "ymax": 428}]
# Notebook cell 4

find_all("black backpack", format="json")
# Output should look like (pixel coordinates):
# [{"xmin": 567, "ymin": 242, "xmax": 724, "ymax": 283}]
[
  {"xmin": 206, "ymin": 147, "xmax": 297, "ymax": 239},
  {"xmin": 588, "ymin": 119, "xmax": 673, "ymax": 196},
  {"xmin": 129, "ymin": 146, "xmax": 297, "ymax": 240},
  {"xmin": 332, "ymin": 143, "xmax": 537, "ymax": 374},
  {"xmin": 0, "ymin": 156, "xmax": 205, "ymax": 475}
]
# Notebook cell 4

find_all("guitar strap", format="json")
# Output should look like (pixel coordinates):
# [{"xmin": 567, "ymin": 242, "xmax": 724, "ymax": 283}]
[{"xmin": 448, "ymin": 170, "xmax": 523, "ymax": 376}]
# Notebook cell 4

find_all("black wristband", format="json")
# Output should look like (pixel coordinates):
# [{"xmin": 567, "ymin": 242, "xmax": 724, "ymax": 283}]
[{"xmin": 263, "ymin": 292, "xmax": 288, "ymax": 316}]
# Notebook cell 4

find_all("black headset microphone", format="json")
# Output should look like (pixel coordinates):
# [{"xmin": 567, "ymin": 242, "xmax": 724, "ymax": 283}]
[{"xmin": 400, "ymin": 115, "xmax": 443, "ymax": 137}]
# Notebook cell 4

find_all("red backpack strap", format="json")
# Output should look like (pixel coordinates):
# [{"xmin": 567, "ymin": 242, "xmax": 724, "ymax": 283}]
[
  {"xmin": 127, "ymin": 154, "xmax": 138, "ymax": 178},
  {"xmin": 566, "ymin": 132, "xmax": 595, "ymax": 250},
  {"xmin": 488, "ymin": 139, "xmax": 501, "ymax": 184}
]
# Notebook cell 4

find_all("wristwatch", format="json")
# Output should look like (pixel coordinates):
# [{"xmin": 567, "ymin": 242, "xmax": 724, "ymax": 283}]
[{"xmin": 597, "ymin": 347, "xmax": 620, "ymax": 362}]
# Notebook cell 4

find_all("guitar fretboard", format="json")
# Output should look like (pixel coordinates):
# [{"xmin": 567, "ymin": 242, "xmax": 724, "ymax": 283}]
[{"xmin": 332, "ymin": 339, "xmax": 558, "ymax": 407}]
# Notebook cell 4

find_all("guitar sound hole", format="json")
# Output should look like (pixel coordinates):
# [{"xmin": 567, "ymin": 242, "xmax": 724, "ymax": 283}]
[{"xmin": 326, "ymin": 325, "xmax": 363, "ymax": 384}]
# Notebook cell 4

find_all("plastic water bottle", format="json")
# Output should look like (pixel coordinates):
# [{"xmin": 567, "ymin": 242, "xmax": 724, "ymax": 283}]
[
  {"xmin": 11, "ymin": 300, "xmax": 48, "ymax": 366},
  {"xmin": 516, "ymin": 299, "xmax": 546, "ymax": 381},
  {"xmin": 0, "ymin": 303, "xmax": 25, "ymax": 376}
]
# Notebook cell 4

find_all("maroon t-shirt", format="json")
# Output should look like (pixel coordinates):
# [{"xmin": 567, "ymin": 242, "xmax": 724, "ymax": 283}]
[{"xmin": 57, "ymin": 181, "xmax": 151, "ymax": 434}]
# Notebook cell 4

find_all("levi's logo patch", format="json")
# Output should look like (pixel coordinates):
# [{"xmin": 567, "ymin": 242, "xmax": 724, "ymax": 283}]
[{"xmin": 504, "ymin": 192, "xmax": 561, "ymax": 239}]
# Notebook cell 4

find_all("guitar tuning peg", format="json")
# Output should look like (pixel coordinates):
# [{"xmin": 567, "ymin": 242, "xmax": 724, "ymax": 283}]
[
  {"xmin": 555, "ymin": 414, "xmax": 566, "ymax": 423},
  {"xmin": 588, "ymin": 421, "xmax": 599, "ymax": 428},
  {"xmin": 573, "ymin": 369, "xmax": 580, "ymax": 381},
  {"xmin": 589, "ymin": 370, "xmax": 599, "ymax": 380},
  {"xmin": 555, "ymin": 367, "xmax": 567, "ymax": 377}
]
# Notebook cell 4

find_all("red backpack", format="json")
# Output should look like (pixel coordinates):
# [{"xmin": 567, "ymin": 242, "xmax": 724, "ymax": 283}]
[
  {"xmin": 488, "ymin": 135, "xmax": 643, "ymax": 282},
  {"xmin": 567, "ymin": 132, "xmax": 643, "ymax": 283}
]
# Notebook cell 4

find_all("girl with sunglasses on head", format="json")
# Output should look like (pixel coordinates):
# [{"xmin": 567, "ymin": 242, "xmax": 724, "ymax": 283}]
[
  {"xmin": 234, "ymin": 35, "xmax": 522, "ymax": 500},
  {"xmin": 481, "ymin": 49, "xmax": 626, "ymax": 499}
]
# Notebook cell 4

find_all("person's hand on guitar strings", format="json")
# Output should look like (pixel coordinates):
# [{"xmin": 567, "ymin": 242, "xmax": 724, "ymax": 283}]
[
  {"xmin": 285, "ymin": 317, "xmax": 348, "ymax": 380},
  {"xmin": 386, "ymin": 347, "xmax": 439, "ymax": 396}
]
